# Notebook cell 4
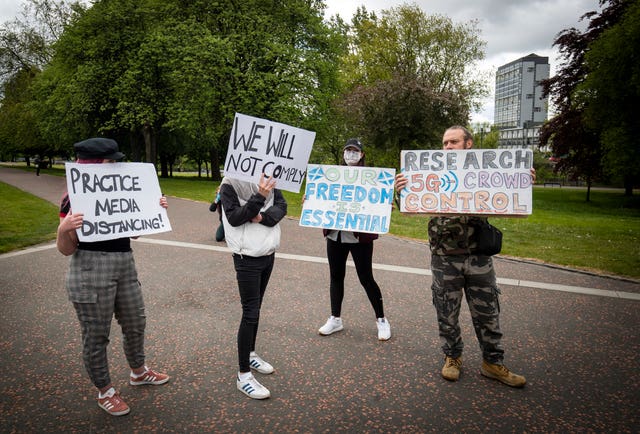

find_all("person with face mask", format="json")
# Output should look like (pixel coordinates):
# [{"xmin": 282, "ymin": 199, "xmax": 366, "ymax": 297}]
[{"xmin": 317, "ymin": 138, "xmax": 391, "ymax": 341}]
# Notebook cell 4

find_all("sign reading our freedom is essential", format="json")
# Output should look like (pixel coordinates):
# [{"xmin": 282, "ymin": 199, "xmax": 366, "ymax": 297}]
[
  {"xmin": 65, "ymin": 162, "xmax": 172, "ymax": 242},
  {"xmin": 399, "ymin": 149, "xmax": 533, "ymax": 216},
  {"xmin": 300, "ymin": 165, "xmax": 396, "ymax": 234},
  {"xmin": 223, "ymin": 113, "xmax": 315, "ymax": 193}
]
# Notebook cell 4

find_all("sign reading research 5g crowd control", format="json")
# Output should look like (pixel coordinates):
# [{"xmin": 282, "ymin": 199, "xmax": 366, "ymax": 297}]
[
  {"xmin": 223, "ymin": 113, "xmax": 315, "ymax": 193},
  {"xmin": 399, "ymin": 149, "xmax": 533, "ymax": 216},
  {"xmin": 300, "ymin": 164, "xmax": 396, "ymax": 234},
  {"xmin": 65, "ymin": 162, "xmax": 172, "ymax": 242}
]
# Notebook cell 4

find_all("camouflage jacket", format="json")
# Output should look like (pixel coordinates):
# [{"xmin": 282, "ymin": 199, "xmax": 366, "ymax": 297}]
[{"xmin": 428, "ymin": 215, "xmax": 488, "ymax": 256}]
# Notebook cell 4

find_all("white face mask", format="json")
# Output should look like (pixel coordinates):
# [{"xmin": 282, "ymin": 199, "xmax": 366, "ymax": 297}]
[{"xmin": 344, "ymin": 150, "xmax": 362, "ymax": 165}]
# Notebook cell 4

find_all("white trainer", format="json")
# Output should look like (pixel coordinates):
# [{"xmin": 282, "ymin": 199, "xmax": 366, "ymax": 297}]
[
  {"xmin": 318, "ymin": 316, "xmax": 343, "ymax": 335},
  {"xmin": 237, "ymin": 374, "xmax": 271, "ymax": 399},
  {"xmin": 377, "ymin": 318, "xmax": 391, "ymax": 341},
  {"xmin": 249, "ymin": 352, "xmax": 274, "ymax": 374}
]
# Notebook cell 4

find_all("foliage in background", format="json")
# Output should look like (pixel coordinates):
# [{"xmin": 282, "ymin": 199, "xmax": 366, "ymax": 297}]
[
  {"xmin": 540, "ymin": 0, "xmax": 638, "ymax": 198},
  {"xmin": 330, "ymin": 5, "xmax": 488, "ymax": 168},
  {"xmin": 579, "ymin": 0, "xmax": 640, "ymax": 194},
  {"xmin": 1, "ymin": 0, "xmax": 343, "ymax": 179}
]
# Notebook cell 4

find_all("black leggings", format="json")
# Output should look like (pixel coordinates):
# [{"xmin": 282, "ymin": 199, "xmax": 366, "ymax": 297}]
[
  {"xmin": 233, "ymin": 253, "xmax": 274, "ymax": 373},
  {"xmin": 326, "ymin": 238, "xmax": 384, "ymax": 319}
]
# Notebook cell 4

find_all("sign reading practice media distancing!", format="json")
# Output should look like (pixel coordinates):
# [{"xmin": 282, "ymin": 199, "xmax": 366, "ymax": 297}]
[
  {"xmin": 399, "ymin": 149, "xmax": 533, "ymax": 216},
  {"xmin": 300, "ymin": 164, "xmax": 396, "ymax": 234},
  {"xmin": 223, "ymin": 113, "xmax": 315, "ymax": 193},
  {"xmin": 65, "ymin": 162, "xmax": 172, "ymax": 242}
]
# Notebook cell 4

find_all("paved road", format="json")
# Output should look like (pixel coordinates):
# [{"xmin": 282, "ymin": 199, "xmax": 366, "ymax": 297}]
[{"xmin": 1, "ymin": 166, "xmax": 639, "ymax": 433}]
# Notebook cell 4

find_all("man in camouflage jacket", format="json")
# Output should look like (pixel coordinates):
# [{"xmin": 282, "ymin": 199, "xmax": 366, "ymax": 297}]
[{"xmin": 396, "ymin": 126, "xmax": 529, "ymax": 388}]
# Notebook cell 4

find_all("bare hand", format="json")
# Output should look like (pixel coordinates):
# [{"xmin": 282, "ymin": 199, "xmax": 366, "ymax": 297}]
[
  {"xmin": 258, "ymin": 173, "xmax": 276, "ymax": 198},
  {"xmin": 530, "ymin": 168, "xmax": 537, "ymax": 183},
  {"xmin": 60, "ymin": 212, "xmax": 84, "ymax": 233},
  {"xmin": 395, "ymin": 173, "xmax": 408, "ymax": 193},
  {"xmin": 160, "ymin": 196, "xmax": 168, "ymax": 209}
]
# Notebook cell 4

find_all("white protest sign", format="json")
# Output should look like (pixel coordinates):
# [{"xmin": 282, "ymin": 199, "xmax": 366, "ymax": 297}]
[
  {"xmin": 399, "ymin": 149, "xmax": 533, "ymax": 216},
  {"xmin": 223, "ymin": 113, "xmax": 315, "ymax": 193},
  {"xmin": 300, "ymin": 164, "xmax": 396, "ymax": 234},
  {"xmin": 65, "ymin": 162, "xmax": 172, "ymax": 242}
]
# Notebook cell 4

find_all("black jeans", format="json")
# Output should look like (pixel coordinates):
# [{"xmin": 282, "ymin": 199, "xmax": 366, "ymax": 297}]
[
  {"xmin": 233, "ymin": 253, "xmax": 275, "ymax": 373},
  {"xmin": 326, "ymin": 238, "xmax": 384, "ymax": 319}
]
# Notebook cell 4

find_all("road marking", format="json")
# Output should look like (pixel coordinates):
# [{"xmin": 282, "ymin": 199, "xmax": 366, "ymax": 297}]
[{"xmin": 3, "ymin": 239, "xmax": 639, "ymax": 301}]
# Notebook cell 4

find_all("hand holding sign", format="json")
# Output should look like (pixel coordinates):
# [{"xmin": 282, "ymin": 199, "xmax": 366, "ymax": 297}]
[
  {"xmin": 258, "ymin": 173, "xmax": 277, "ymax": 198},
  {"xmin": 59, "ymin": 211, "xmax": 84, "ymax": 233},
  {"xmin": 65, "ymin": 162, "xmax": 172, "ymax": 242}
]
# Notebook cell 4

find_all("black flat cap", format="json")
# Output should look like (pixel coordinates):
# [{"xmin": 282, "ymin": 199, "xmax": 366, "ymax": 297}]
[
  {"xmin": 74, "ymin": 138, "xmax": 125, "ymax": 160},
  {"xmin": 343, "ymin": 138, "xmax": 363, "ymax": 151}
]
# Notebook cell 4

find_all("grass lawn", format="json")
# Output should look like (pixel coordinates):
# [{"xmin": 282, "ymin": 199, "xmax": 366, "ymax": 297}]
[
  {"xmin": 0, "ymin": 182, "xmax": 59, "ymax": 253},
  {"xmin": 2, "ymin": 166, "xmax": 638, "ymax": 280},
  {"xmin": 160, "ymin": 177, "xmax": 640, "ymax": 279}
]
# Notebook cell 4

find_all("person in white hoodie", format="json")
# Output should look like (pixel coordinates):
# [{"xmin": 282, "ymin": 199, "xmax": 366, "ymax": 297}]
[{"xmin": 219, "ymin": 173, "xmax": 287, "ymax": 399}]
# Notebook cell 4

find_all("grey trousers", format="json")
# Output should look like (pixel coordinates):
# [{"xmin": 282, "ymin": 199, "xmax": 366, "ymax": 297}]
[{"xmin": 66, "ymin": 250, "xmax": 146, "ymax": 389}]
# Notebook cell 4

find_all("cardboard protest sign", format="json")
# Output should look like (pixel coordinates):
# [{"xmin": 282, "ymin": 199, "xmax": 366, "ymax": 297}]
[
  {"xmin": 65, "ymin": 162, "xmax": 172, "ymax": 242},
  {"xmin": 300, "ymin": 164, "xmax": 396, "ymax": 234},
  {"xmin": 399, "ymin": 149, "xmax": 533, "ymax": 216},
  {"xmin": 223, "ymin": 113, "xmax": 315, "ymax": 193}
]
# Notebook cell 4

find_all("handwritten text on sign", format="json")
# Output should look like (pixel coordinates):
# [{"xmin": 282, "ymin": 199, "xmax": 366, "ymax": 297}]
[
  {"xmin": 65, "ymin": 162, "xmax": 172, "ymax": 242},
  {"xmin": 300, "ymin": 165, "xmax": 396, "ymax": 234},
  {"xmin": 399, "ymin": 149, "xmax": 533, "ymax": 215},
  {"xmin": 223, "ymin": 113, "xmax": 315, "ymax": 193}
]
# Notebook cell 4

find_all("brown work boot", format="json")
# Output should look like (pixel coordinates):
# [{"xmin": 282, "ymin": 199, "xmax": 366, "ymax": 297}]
[
  {"xmin": 480, "ymin": 361, "xmax": 526, "ymax": 388},
  {"xmin": 441, "ymin": 356, "xmax": 462, "ymax": 381}
]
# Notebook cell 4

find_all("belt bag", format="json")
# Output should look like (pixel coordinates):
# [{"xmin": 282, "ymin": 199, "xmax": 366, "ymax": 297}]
[{"xmin": 472, "ymin": 220, "xmax": 502, "ymax": 256}]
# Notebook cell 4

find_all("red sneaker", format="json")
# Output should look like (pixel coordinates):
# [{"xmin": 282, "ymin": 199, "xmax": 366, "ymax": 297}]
[
  {"xmin": 129, "ymin": 366, "xmax": 170, "ymax": 386},
  {"xmin": 97, "ymin": 389, "xmax": 130, "ymax": 416}
]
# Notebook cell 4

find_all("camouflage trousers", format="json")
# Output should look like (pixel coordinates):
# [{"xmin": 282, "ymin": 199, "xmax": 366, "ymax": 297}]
[{"xmin": 430, "ymin": 254, "xmax": 504, "ymax": 364}]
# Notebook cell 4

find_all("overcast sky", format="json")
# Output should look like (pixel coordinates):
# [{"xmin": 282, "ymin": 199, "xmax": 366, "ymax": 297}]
[
  {"xmin": 324, "ymin": 0, "xmax": 602, "ymax": 123},
  {"xmin": 1, "ymin": 0, "xmax": 601, "ymax": 123}
]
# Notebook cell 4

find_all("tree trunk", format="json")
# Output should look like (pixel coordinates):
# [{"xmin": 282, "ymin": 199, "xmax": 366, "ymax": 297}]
[
  {"xmin": 129, "ymin": 130, "xmax": 141, "ymax": 162},
  {"xmin": 624, "ymin": 175, "xmax": 634, "ymax": 196},
  {"xmin": 210, "ymin": 145, "xmax": 221, "ymax": 181},
  {"xmin": 159, "ymin": 153, "xmax": 169, "ymax": 178},
  {"xmin": 142, "ymin": 122, "xmax": 157, "ymax": 170}
]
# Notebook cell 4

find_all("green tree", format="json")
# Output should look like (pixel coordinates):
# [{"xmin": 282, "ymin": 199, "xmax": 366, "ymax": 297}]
[
  {"xmin": 0, "ymin": 0, "xmax": 83, "ymax": 159},
  {"xmin": 335, "ymin": 4, "xmax": 487, "ymax": 167},
  {"xmin": 579, "ymin": 0, "xmax": 640, "ymax": 195},
  {"xmin": 539, "ymin": 0, "xmax": 633, "ymax": 199}
]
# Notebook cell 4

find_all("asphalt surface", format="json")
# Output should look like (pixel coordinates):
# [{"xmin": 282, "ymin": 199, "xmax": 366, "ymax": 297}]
[{"xmin": 1, "ymin": 166, "xmax": 639, "ymax": 433}]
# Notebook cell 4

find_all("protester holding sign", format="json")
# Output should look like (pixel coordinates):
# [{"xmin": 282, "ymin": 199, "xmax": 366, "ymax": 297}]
[
  {"xmin": 56, "ymin": 138, "xmax": 170, "ymax": 416},
  {"xmin": 395, "ymin": 126, "xmax": 534, "ymax": 388},
  {"xmin": 317, "ymin": 139, "xmax": 391, "ymax": 341},
  {"xmin": 220, "ymin": 174, "xmax": 287, "ymax": 400}
]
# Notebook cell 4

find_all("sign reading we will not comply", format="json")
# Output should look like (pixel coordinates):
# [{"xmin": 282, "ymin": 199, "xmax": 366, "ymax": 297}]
[
  {"xmin": 223, "ymin": 113, "xmax": 315, "ymax": 193},
  {"xmin": 65, "ymin": 162, "xmax": 172, "ymax": 242},
  {"xmin": 399, "ymin": 149, "xmax": 533, "ymax": 216},
  {"xmin": 300, "ymin": 165, "xmax": 396, "ymax": 234}
]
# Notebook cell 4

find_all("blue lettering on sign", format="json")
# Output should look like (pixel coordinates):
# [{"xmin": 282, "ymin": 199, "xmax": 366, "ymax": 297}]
[
  {"xmin": 301, "ymin": 209, "xmax": 389, "ymax": 233},
  {"xmin": 305, "ymin": 181, "xmax": 393, "ymax": 205}
]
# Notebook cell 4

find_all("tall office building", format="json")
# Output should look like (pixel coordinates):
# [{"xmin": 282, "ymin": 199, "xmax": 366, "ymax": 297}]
[{"xmin": 494, "ymin": 53, "xmax": 549, "ymax": 149}]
